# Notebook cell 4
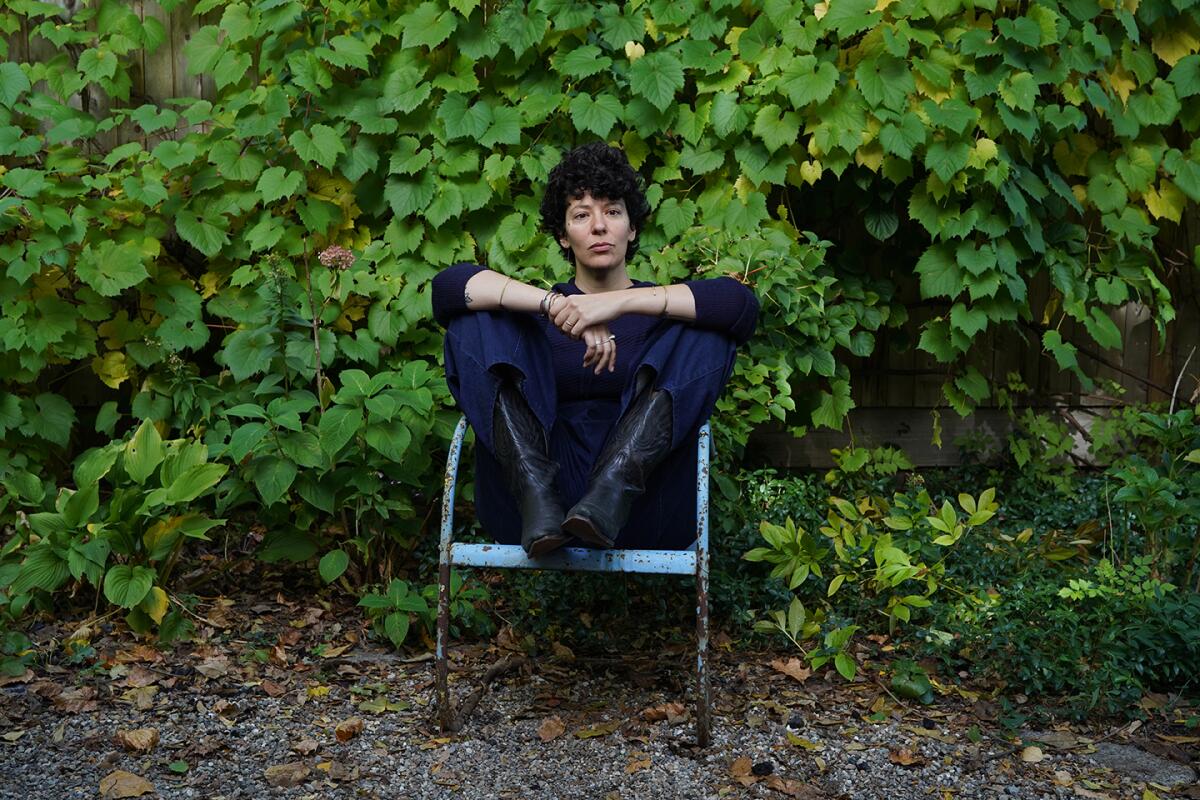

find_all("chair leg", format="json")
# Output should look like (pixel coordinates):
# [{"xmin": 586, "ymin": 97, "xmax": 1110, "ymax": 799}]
[
  {"xmin": 695, "ymin": 541, "xmax": 711, "ymax": 748},
  {"xmin": 436, "ymin": 559, "xmax": 453, "ymax": 730}
]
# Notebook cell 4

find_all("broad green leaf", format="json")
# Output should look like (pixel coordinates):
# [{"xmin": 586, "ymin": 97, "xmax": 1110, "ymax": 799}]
[
  {"xmin": 629, "ymin": 51, "xmax": 685, "ymax": 112},
  {"xmin": 752, "ymin": 104, "xmax": 801, "ymax": 152},
  {"xmin": 0, "ymin": 63, "xmax": 31, "ymax": 105},
  {"xmin": 253, "ymin": 455, "xmax": 298, "ymax": 506},
  {"xmin": 568, "ymin": 93, "xmax": 623, "ymax": 137},
  {"xmin": 856, "ymin": 55, "xmax": 913, "ymax": 110},
  {"xmin": 175, "ymin": 209, "xmax": 228, "ymax": 257},
  {"xmin": 124, "ymin": 419, "xmax": 165, "ymax": 485},
  {"xmin": 75, "ymin": 240, "xmax": 150, "ymax": 297},
  {"xmin": 319, "ymin": 549, "xmax": 350, "ymax": 583},
  {"xmin": 401, "ymin": 2, "xmax": 458, "ymax": 49},
  {"xmin": 915, "ymin": 244, "xmax": 962, "ymax": 299},
  {"xmin": 556, "ymin": 44, "xmax": 612, "ymax": 78},
  {"xmin": 103, "ymin": 564, "xmax": 156, "ymax": 608},
  {"xmin": 289, "ymin": 124, "xmax": 344, "ymax": 170},
  {"xmin": 777, "ymin": 55, "xmax": 839, "ymax": 108},
  {"xmin": 318, "ymin": 405, "xmax": 363, "ymax": 457},
  {"xmin": 10, "ymin": 545, "xmax": 70, "ymax": 595}
]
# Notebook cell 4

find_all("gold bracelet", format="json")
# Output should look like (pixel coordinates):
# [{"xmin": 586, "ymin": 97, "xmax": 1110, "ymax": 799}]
[
  {"xmin": 659, "ymin": 286, "xmax": 669, "ymax": 318},
  {"xmin": 498, "ymin": 277, "xmax": 513, "ymax": 310}
]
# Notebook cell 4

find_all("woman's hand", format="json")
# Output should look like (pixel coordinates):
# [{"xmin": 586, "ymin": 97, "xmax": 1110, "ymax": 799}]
[
  {"xmin": 550, "ymin": 293, "xmax": 625, "ymax": 339},
  {"xmin": 577, "ymin": 323, "xmax": 617, "ymax": 374}
]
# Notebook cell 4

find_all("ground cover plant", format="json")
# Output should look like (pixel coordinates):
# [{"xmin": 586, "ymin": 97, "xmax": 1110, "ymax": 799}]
[{"xmin": 0, "ymin": 0, "xmax": 1197, "ymax": 735}]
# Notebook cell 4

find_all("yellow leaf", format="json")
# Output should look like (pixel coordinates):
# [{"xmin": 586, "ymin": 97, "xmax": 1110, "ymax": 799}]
[
  {"xmin": 814, "ymin": 2, "xmax": 829, "ymax": 20},
  {"xmin": 624, "ymin": 41, "xmax": 645, "ymax": 61},
  {"xmin": 799, "ymin": 160, "xmax": 823, "ymax": 185},
  {"xmin": 786, "ymin": 730, "xmax": 825, "ymax": 750},
  {"xmin": 855, "ymin": 142, "xmax": 884, "ymax": 173},
  {"xmin": 873, "ymin": 0, "xmax": 899, "ymax": 10},
  {"xmin": 1151, "ymin": 25, "xmax": 1200, "ymax": 67},
  {"xmin": 1107, "ymin": 65, "xmax": 1137, "ymax": 105},
  {"xmin": 968, "ymin": 138, "xmax": 998, "ymax": 169},
  {"xmin": 139, "ymin": 587, "xmax": 169, "ymax": 625},
  {"xmin": 92, "ymin": 351, "xmax": 130, "ymax": 389},
  {"xmin": 734, "ymin": 173, "xmax": 754, "ymax": 200},
  {"xmin": 913, "ymin": 71, "xmax": 951, "ymax": 102},
  {"xmin": 1072, "ymin": 184, "xmax": 1088, "ymax": 206},
  {"xmin": 307, "ymin": 685, "xmax": 331, "ymax": 698},
  {"xmin": 199, "ymin": 271, "xmax": 223, "ymax": 299},
  {"xmin": 1144, "ymin": 180, "xmax": 1185, "ymax": 222}
]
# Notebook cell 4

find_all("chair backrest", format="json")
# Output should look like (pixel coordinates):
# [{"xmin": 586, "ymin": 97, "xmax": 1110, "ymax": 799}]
[{"xmin": 438, "ymin": 415, "xmax": 711, "ymax": 573}]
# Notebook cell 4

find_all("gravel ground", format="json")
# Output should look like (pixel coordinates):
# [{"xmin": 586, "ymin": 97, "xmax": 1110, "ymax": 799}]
[{"xmin": 1, "ymin": 636, "xmax": 1196, "ymax": 800}]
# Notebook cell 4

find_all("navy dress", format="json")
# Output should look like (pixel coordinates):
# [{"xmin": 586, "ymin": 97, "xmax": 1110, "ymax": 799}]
[{"xmin": 432, "ymin": 263, "xmax": 758, "ymax": 550}]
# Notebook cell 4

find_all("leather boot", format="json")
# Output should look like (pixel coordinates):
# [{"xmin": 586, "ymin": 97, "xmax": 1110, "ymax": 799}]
[
  {"xmin": 491, "ymin": 381, "xmax": 570, "ymax": 557},
  {"xmin": 561, "ymin": 387, "xmax": 673, "ymax": 548}
]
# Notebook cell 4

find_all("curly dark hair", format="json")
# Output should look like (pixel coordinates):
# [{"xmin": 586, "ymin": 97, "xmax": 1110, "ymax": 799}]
[{"xmin": 539, "ymin": 142, "xmax": 652, "ymax": 264}]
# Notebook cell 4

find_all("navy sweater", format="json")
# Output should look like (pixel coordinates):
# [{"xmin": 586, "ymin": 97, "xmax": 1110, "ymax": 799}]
[{"xmin": 431, "ymin": 263, "xmax": 759, "ymax": 401}]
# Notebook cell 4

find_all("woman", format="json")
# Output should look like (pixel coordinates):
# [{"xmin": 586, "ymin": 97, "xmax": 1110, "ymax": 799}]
[{"xmin": 432, "ymin": 142, "xmax": 758, "ymax": 557}]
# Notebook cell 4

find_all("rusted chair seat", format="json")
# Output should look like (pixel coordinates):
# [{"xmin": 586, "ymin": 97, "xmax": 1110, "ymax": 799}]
[{"xmin": 434, "ymin": 415, "xmax": 713, "ymax": 746}]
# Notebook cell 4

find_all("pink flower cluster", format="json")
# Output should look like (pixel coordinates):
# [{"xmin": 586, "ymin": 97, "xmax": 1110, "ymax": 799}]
[{"xmin": 318, "ymin": 245, "xmax": 355, "ymax": 270}]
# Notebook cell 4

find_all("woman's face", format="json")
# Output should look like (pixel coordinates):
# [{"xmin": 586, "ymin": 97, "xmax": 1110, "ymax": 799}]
[{"xmin": 559, "ymin": 192, "xmax": 636, "ymax": 271}]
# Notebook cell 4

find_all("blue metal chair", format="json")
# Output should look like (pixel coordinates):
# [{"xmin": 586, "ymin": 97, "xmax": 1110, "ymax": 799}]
[{"xmin": 435, "ymin": 415, "xmax": 713, "ymax": 746}]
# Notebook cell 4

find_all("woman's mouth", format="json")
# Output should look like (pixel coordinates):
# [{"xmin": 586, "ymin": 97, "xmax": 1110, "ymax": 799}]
[{"xmin": 589, "ymin": 243, "xmax": 612, "ymax": 252}]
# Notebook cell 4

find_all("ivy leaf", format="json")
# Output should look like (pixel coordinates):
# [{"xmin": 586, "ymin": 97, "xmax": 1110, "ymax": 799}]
[
  {"xmin": 0, "ymin": 62, "xmax": 31, "ymax": 106},
  {"xmin": 1168, "ymin": 54, "xmax": 1200, "ymax": 98},
  {"xmin": 711, "ymin": 92, "xmax": 749, "ymax": 137},
  {"xmin": 401, "ymin": 2, "xmax": 459, "ymax": 50},
  {"xmin": 289, "ymin": 124, "xmax": 344, "ymax": 170},
  {"xmin": 999, "ymin": 71, "xmax": 1038, "ymax": 112},
  {"xmin": 864, "ymin": 207, "xmax": 898, "ymax": 240},
  {"xmin": 568, "ymin": 93, "xmax": 623, "ymax": 137},
  {"xmin": 208, "ymin": 140, "xmax": 262, "ymax": 182},
  {"xmin": 480, "ymin": 105, "xmax": 522, "ymax": 147},
  {"xmin": 1043, "ymin": 329, "xmax": 1080, "ymax": 372},
  {"xmin": 1129, "ymin": 79, "xmax": 1180, "ymax": 126},
  {"xmin": 924, "ymin": 139, "xmax": 970, "ymax": 182},
  {"xmin": 1087, "ymin": 173, "xmax": 1128, "ymax": 213},
  {"xmin": 425, "ymin": 182, "xmax": 464, "ymax": 227},
  {"xmin": 879, "ymin": 113, "xmax": 925, "ymax": 158},
  {"xmin": 656, "ymin": 197, "xmax": 697, "ymax": 238},
  {"xmin": 821, "ymin": 0, "xmax": 880, "ymax": 38},
  {"xmin": 629, "ymin": 51, "xmax": 685, "ymax": 112},
  {"xmin": 256, "ymin": 166, "xmax": 305, "ymax": 203},
  {"xmin": 596, "ymin": 4, "xmax": 644, "ymax": 49},
  {"xmin": 950, "ymin": 302, "xmax": 988, "ymax": 339},
  {"xmin": 1164, "ymin": 150, "xmax": 1200, "ymax": 202},
  {"xmin": 384, "ymin": 172, "xmax": 437, "ymax": 217},
  {"xmin": 811, "ymin": 379, "xmax": 854, "ymax": 430},
  {"xmin": 1083, "ymin": 306, "xmax": 1122, "ymax": 350},
  {"xmin": 856, "ymin": 55, "xmax": 913, "ymax": 111},
  {"xmin": 752, "ymin": 104, "xmax": 801, "ymax": 152},
  {"xmin": 182, "ymin": 26, "xmax": 223, "ymax": 74},
  {"xmin": 556, "ymin": 44, "xmax": 612, "ymax": 78},
  {"xmin": 777, "ymin": 55, "xmax": 839, "ymax": 108},
  {"xmin": 221, "ymin": 327, "xmax": 276, "ymax": 382},
  {"xmin": 175, "ymin": 209, "xmax": 229, "ymax": 257},
  {"xmin": 916, "ymin": 244, "xmax": 962, "ymax": 300},
  {"xmin": 439, "ymin": 94, "xmax": 492, "ymax": 140},
  {"xmin": 75, "ymin": 240, "xmax": 149, "ymax": 297}
]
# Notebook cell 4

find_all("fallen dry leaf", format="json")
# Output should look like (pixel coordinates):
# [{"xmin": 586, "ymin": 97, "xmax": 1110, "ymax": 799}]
[
  {"xmin": 99, "ymin": 770, "xmax": 154, "ymax": 798},
  {"xmin": 121, "ymin": 666, "xmax": 161, "ymax": 688},
  {"xmin": 260, "ymin": 680, "xmax": 287, "ymax": 697},
  {"xmin": 626, "ymin": 757, "xmax": 652, "ymax": 774},
  {"xmin": 888, "ymin": 747, "xmax": 924, "ymax": 767},
  {"xmin": 771, "ymin": 658, "xmax": 812, "ymax": 684},
  {"xmin": 263, "ymin": 762, "xmax": 311, "ymax": 788},
  {"xmin": 730, "ymin": 756, "xmax": 759, "ymax": 787},
  {"xmin": 1073, "ymin": 788, "xmax": 1114, "ymax": 800},
  {"xmin": 538, "ymin": 716, "xmax": 566, "ymax": 742},
  {"xmin": 335, "ymin": 717, "xmax": 364, "ymax": 742},
  {"xmin": 574, "ymin": 719, "xmax": 621, "ymax": 739},
  {"xmin": 641, "ymin": 702, "xmax": 687, "ymax": 724},
  {"xmin": 551, "ymin": 641, "xmax": 575, "ymax": 662},
  {"xmin": 765, "ymin": 774, "xmax": 815, "ymax": 797},
  {"xmin": 118, "ymin": 686, "xmax": 158, "ymax": 710},
  {"xmin": 114, "ymin": 728, "xmax": 159, "ymax": 753},
  {"xmin": 1020, "ymin": 745, "xmax": 1045, "ymax": 763},
  {"xmin": 54, "ymin": 686, "xmax": 97, "ymax": 713},
  {"xmin": 292, "ymin": 738, "xmax": 320, "ymax": 756},
  {"xmin": 194, "ymin": 656, "xmax": 230, "ymax": 679},
  {"xmin": 1157, "ymin": 734, "xmax": 1200, "ymax": 744},
  {"xmin": 1053, "ymin": 770, "xmax": 1074, "ymax": 786}
]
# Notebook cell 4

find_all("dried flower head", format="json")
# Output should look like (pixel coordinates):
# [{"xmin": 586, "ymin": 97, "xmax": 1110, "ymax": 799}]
[{"xmin": 318, "ymin": 245, "xmax": 355, "ymax": 270}]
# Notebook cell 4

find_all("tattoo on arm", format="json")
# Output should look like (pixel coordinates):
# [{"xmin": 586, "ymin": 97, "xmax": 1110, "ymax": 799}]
[{"xmin": 464, "ymin": 290, "xmax": 473, "ymax": 306}]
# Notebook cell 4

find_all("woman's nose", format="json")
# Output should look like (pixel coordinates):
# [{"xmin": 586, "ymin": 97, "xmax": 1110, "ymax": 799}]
[{"xmin": 592, "ymin": 213, "xmax": 607, "ymax": 232}]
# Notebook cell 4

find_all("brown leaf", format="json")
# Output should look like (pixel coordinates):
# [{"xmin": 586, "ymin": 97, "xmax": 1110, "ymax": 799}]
[
  {"xmin": 626, "ymin": 758, "xmax": 652, "ymax": 774},
  {"xmin": 551, "ymin": 641, "xmax": 575, "ymax": 662},
  {"xmin": 99, "ymin": 770, "xmax": 154, "ymax": 798},
  {"xmin": 770, "ymin": 658, "xmax": 812, "ymax": 684},
  {"xmin": 194, "ymin": 655, "xmax": 230, "ymax": 679},
  {"xmin": 765, "ymin": 774, "xmax": 817, "ymax": 797},
  {"xmin": 118, "ymin": 686, "xmax": 158, "ymax": 711},
  {"xmin": 888, "ymin": 747, "xmax": 924, "ymax": 767},
  {"xmin": 538, "ymin": 716, "xmax": 566, "ymax": 742},
  {"xmin": 292, "ymin": 738, "xmax": 320, "ymax": 756},
  {"xmin": 1052, "ymin": 770, "xmax": 1073, "ymax": 787},
  {"xmin": 260, "ymin": 680, "xmax": 287, "ymax": 697},
  {"xmin": 1020, "ymin": 745, "xmax": 1045, "ymax": 763},
  {"xmin": 641, "ymin": 702, "xmax": 688, "ymax": 724},
  {"xmin": 54, "ymin": 686, "xmax": 97, "ymax": 713},
  {"xmin": 263, "ymin": 762, "xmax": 311, "ymax": 788},
  {"xmin": 574, "ymin": 719, "xmax": 621, "ymax": 739},
  {"xmin": 334, "ymin": 717, "xmax": 363, "ymax": 742},
  {"xmin": 0, "ymin": 669, "xmax": 33, "ymax": 687},
  {"xmin": 730, "ymin": 756, "xmax": 753, "ymax": 777},
  {"xmin": 114, "ymin": 728, "xmax": 159, "ymax": 753},
  {"xmin": 113, "ymin": 645, "xmax": 161, "ymax": 664},
  {"xmin": 121, "ymin": 666, "xmax": 161, "ymax": 688}
]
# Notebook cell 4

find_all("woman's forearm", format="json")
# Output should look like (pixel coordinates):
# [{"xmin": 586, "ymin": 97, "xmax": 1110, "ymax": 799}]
[
  {"xmin": 616, "ymin": 284, "xmax": 697, "ymax": 321},
  {"xmin": 463, "ymin": 270, "xmax": 553, "ymax": 314}
]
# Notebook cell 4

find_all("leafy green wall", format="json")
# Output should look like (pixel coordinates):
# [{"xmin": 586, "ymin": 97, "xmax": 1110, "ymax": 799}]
[{"xmin": 1, "ymin": 0, "xmax": 1197, "ymax": 544}]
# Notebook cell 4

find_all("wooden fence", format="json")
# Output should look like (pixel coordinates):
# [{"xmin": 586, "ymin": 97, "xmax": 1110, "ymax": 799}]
[{"xmin": 7, "ymin": 2, "xmax": 1200, "ymax": 466}]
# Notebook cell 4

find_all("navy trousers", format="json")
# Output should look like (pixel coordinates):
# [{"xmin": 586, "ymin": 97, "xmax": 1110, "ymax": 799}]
[{"xmin": 443, "ymin": 311, "xmax": 738, "ymax": 550}]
